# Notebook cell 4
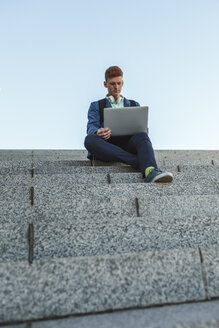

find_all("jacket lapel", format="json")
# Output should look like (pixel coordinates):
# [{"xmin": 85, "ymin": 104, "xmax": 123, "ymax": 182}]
[
  {"xmin": 123, "ymin": 97, "xmax": 130, "ymax": 107},
  {"xmin": 105, "ymin": 98, "xmax": 112, "ymax": 108}
]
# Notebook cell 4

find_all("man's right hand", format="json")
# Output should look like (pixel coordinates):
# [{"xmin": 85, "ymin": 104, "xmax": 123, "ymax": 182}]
[{"xmin": 96, "ymin": 127, "xmax": 111, "ymax": 140}]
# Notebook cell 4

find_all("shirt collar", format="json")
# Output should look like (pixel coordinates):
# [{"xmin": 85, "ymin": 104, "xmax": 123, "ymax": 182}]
[{"xmin": 106, "ymin": 95, "xmax": 124, "ymax": 104}]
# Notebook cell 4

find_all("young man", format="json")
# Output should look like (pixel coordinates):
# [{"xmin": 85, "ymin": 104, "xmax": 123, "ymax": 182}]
[{"xmin": 84, "ymin": 66, "xmax": 173, "ymax": 183}]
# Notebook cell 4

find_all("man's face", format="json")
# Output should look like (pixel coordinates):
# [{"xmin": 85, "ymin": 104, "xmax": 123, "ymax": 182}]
[{"xmin": 104, "ymin": 76, "xmax": 124, "ymax": 99}]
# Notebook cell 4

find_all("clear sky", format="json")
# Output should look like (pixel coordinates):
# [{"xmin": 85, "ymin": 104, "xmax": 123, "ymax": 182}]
[{"xmin": 0, "ymin": 0, "xmax": 218, "ymax": 150}]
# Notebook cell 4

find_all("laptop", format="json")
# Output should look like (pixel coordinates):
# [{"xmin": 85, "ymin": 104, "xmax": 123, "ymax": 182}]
[{"xmin": 104, "ymin": 106, "xmax": 148, "ymax": 136}]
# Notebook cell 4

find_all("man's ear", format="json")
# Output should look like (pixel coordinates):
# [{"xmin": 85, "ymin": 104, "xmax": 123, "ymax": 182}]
[{"xmin": 104, "ymin": 81, "xmax": 107, "ymax": 88}]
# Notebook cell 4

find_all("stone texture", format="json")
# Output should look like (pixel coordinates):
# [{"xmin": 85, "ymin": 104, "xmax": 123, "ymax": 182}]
[
  {"xmin": 32, "ymin": 300, "xmax": 219, "ymax": 328},
  {"xmin": 0, "ymin": 167, "xmax": 30, "ymax": 175},
  {"xmin": 34, "ymin": 165, "xmax": 137, "ymax": 174},
  {"xmin": 1, "ymin": 149, "xmax": 218, "ymax": 160},
  {"xmin": 34, "ymin": 173, "xmax": 108, "ymax": 185},
  {"xmin": 172, "ymin": 322, "xmax": 219, "ymax": 328},
  {"xmin": 110, "ymin": 172, "xmax": 150, "ymax": 183},
  {"xmin": 1, "ymin": 149, "xmax": 219, "ymax": 326},
  {"xmin": 0, "ymin": 325, "xmax": 25, "ymax": 328},
  {"xmin": 32, "ymin": 198, "xmax": 137, "ymax": 222},
  {"xmin": 0, "ymin": 223, "xmax": 28, "ymax": 262},
  {"xmin": 0, "ymin": 160, "xmax": 32, "ymax": 168},
  {"xmin": 93, "ymin": 160, "xmax": 132, "ymax": 166},
  {"xmin": 0, "ymin": 203, "xmax": 33, "ymax": 224},
  {"xmin": 94, "ymin": 159, "xmax": 216, "ymax": 167},
  {"xmin": 0, "ymin": 175, "xmax": 33, "ymax": 186},
  {"xmin": 33, "ymin": 149, "xmax": 87, "ymax": 159},
  {"xmin": 33, "ymin": 160, "xmax": 91, "ymax": 168},
  {"xmin": 0, "ymin": 187, "xmax": 30, "ymax": 203},
  {"xmin": 110, "ymin": 166, "xmax": 219, "ymax": 183},
  {"xmin": 0, "ymin": 150, "xmax": 32, "ymax": 162},
  {"xmin": 93, "ymin": 152, "xmax": 219, "ymax": 167},
  {"xmin": 0, "ymin": 248, "xmax": 205, "ymax": 322},
  {"xmin": 32, "ymin": 195, "xmax": 219, "ymax": 223},
  {"xmin": 172, "ymin": 169, "xmax": 218, "ymax": 183},
  {"xmin": 33, "ymin": 215, "xmax": 219, "ymax": 260},
  {"xmin": 153, "ymin": 149, "xmax": 219, "ymax": 160},
  {"xmin": 0, "ymin": 150, "xmax": 32, "ymax": 155},
  {"xmin": 157, "ymin": 159, "xmax": 216, "ymax": 166},
  {"xmin": 201, "ymin": 246, "xmax": 219, "ymax": 299},
  {"xmin": 33, "ymin": 166, "xmax": 219, "ymax": 184},
  {"xmin": 0, "ymin": 158, "xmax": 32, "ymax": 175},
  {"xmin": 33, "ymin": 182, "xmax": 219, "ymax": 202},
  {"xmin": 139, "ymin": 195, "xmax": 219, "ymax": 217}
]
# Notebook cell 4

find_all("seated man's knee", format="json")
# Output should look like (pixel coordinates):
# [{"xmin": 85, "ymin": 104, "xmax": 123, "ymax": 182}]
[
  {"xmin": 133, "ymin": 132, "xmax": 149, "ymax": 141},
  {"xmin": 84, "ymin": 134, "xmax": 100, "ymax": 150},
  {"xmin": 137, "ymin": 132, "xmax": 148, "ymax": 137},
  {"xmin": 85, "ymin": 134, "xmax": 95, "ymax": 148}
]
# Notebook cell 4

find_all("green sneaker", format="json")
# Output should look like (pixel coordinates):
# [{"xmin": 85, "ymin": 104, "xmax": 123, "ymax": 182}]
[{"xmin": 144, "ymin": 168, "xmax": 173, "ymax": 183}]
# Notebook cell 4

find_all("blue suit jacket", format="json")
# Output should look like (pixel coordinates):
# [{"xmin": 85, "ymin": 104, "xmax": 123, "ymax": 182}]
[{"xmin": 86, "ymin": 97, "xmax": 140, "ymax": 135}]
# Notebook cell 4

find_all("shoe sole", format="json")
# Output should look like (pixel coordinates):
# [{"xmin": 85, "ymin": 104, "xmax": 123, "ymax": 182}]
[{"xmin": 152, "ymin": 172, "xmax": 173, "ymax": 183}]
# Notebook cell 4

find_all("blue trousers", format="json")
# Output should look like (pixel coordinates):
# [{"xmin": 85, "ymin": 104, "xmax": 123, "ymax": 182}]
[{"xmin": 84, "ymin": 132, "xmax": 157, "ymax": 176}]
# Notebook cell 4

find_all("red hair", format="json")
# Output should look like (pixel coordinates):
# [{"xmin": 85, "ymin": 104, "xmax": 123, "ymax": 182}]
[{"xmin": 105, "ymin": 66, "xmax": 123, "ymax": 81}]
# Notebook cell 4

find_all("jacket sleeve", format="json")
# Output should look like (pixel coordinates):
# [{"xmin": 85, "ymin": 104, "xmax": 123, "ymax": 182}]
[{"xmin": 86, "ymin": 101, "xmax": 102, "ymax": 135}]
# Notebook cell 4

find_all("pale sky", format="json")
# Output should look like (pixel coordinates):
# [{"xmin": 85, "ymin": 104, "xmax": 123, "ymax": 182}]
[{"xmin": 0, "ymin": 0, "xmax": 218, "ymax": 150}]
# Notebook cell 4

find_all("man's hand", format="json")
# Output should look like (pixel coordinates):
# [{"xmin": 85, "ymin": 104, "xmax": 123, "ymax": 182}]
[{"xmin": 96, "ymin": 127, "xmax": 111, "ymax": 140}]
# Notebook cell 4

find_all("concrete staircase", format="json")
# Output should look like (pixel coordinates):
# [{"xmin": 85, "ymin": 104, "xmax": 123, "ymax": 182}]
[{"xmin": 0, "ymin": 149, "xmax": 219, "ymax": 328}]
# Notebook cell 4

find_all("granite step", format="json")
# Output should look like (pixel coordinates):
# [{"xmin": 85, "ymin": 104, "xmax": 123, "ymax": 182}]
[
  {"xmin": 0, "ymin": 203, "xmax": 33, "ymax": 224},
  {"xmin": 94, "ymin": 159, "xmax": 218, "ymax": 167},
  {"xmin": 153, "ymin": 149, "xmax": 219, "ymax": 161},
  {"xmin": 35, "ymin": 165, "xmax": 216, "ymax": 183},
  {"xmin": 33, "ymin": 214, "xmax": 218, "ymax": 260},
  {"xmin": 1, "ymin": 304, "xmax": 219, "ymax": 328},
  {"xmin": 31, "ymin": 195, "xmax": 219, "ymax": 222},
  {"xmin": 0, "ymin": 187, "xmax": 30, "ymax": 203},
  {"xmin": 33, "ymin": 161, "xmax": 218, "ymax": 173},
  {"xmin": 0, "ymin": 150, "xmax": 87, "ymax": 162},
  {"xmin": 0, "ymin": 158, "xmax": 33, "ymax": 175},
  {"xmin": 0, "ymin": 197, "xmax": 137, "ymax": 224},
  {"xmin": 138, "ymin": 194, "xmax": 219, "ymax": 218},
  {"xmin": 1, "ymin": 149, "xmax": 218, "ymax": 160},
  {"xmin": 33, "ymin": 149, "xmax": 88, "ymax": 160},
  {"xmin": 0, "ymin": 150, "xmax": 33, "ymax": 162},
  {"xmin": 0, "ymin": 160, "xmax": 32, "ymax": 168},
  {"xmin": 1, "ymin": 195, "xmax": 218, "ymax": 224},
  {"xmin": 32, "ymin": 166, "xmax": 218, "ymax": 184},
  {"xmin": 33, "ymin": 182, "xmax": 219, "ymax": 201},
  {"xmin": 0, "ymin": 167, "xmax": 31, "ymax": 175},
  {"xmin": 34, "ymin": 165, "xmax": 138, "ymax": 175},
  {"xmin": 108, "ymin": 170, "xmax": 218, "ymax": 183},
  {"xmin": 1, "ymin": 214, "xmax": 218, "ymax": 263},
  {"xmin": 30, "ymin": 300, "xmax": 219, "ymax": 328},
  {"xmin": 0, "ymin": 175, "xmax": 33, "ymax": 186},
  {"xmin": 0, "ymin": 166, "xmax": 138, "ymax": 177},
  {"xmin": 0, "ymin": 160, "xmax": 90, "ymax": 174},
  {"xmin": 0, "ymin": 162, "xmax": 217, "ymax": 176},
  {"xmin": 1, "ymin": 166, "xmax": 218, "ymax": 185},
  {"xmin": 0, "ymin": 155, "xmax": 217, "ymax": 169},
  {"xmin": 0, "ymin": 247, "xmax": 210, "ymax": 323},
  {"xmin": 0, "ymin": 223, "xmax": 28, "ymax": 263},
  {"xmin": 32, "ymin": 160, "xmax": 91, "ymax": 167}
]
